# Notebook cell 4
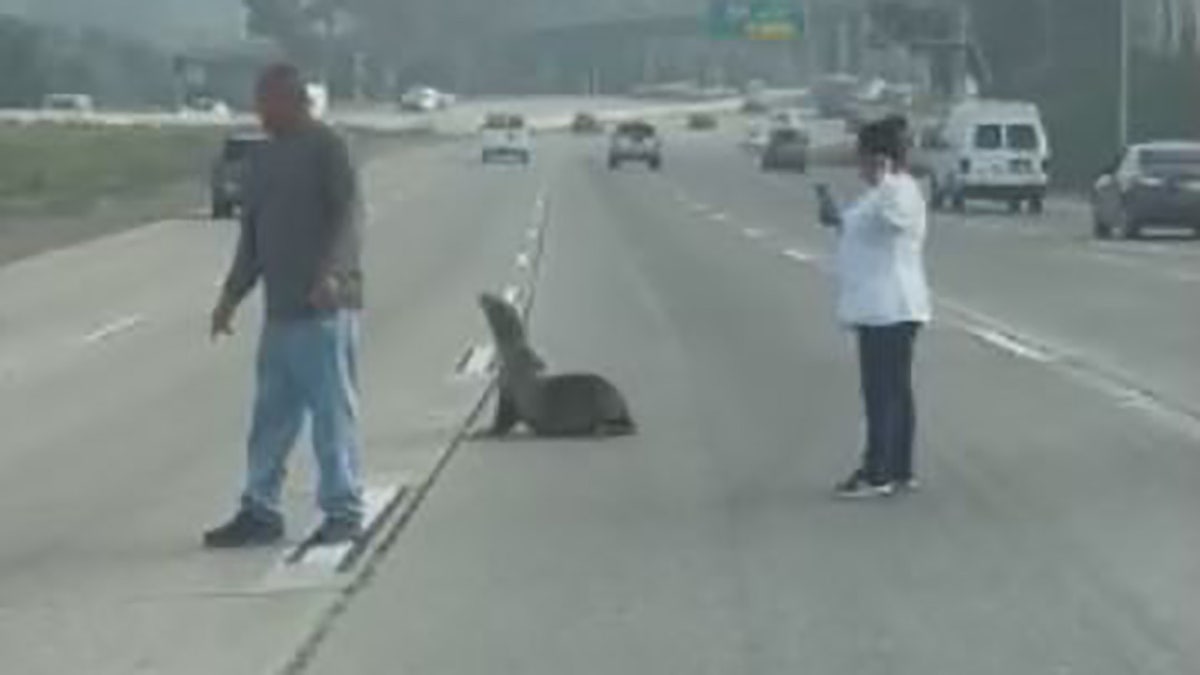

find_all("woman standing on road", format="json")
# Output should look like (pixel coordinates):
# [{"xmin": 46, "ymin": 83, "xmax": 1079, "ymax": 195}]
[{"xmin": 819, "ymin": 116, "xmax": 932, "ymax": 499}]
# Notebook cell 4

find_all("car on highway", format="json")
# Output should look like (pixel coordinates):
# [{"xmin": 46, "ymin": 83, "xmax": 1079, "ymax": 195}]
[
  {"xmin": 741, "ymin": 98, "xmax": 770, "ymax": 114},
  {"xmin": 687, "ymin": 112, "xmax": 719, "ymax": 130},
  {"xmin": 42, "ymin": 93, "xmax": 95, "ymax": 114},
  {"xmin": 768, "ymin": 109, "xmax": 805, "ymax": 133},
  {"xmin": 609, "ymin": 121, "xmax": 663, "ymax": 170},
  {"xmin": 925, "ymin": 99, "xmax": 1051, "ymax": 214},
  {"xmin": 181, "ymin": 95, "xmax": 232, "ymax": 117},
  {"xmin": 760, "ymin": 127, "xmax": 810, "ymax": 173},
  {"xmin": 571, "ymin": 112, "xmax": 604, "ymax": 134},
  {"xmin": 210, "ymin": 130, "xmax": 268, "ymax": 219},
  {"xmin": 1092, "ymin": 141, "xmax": 1200, "ymax": 240},
  {"xmin": 481, "ymin": 113, "xmax": 532, "ymax": 164},
  {"xmin": 813, "ymin": 73, "xmax": 859, "ymax": 119},
  {"xmin": 743, "ymin": 120, "xmax": 770, "ymax": 153},
  {"xmin": 400, "ymin": 86, "xmax": 452, "ymax": 112}
]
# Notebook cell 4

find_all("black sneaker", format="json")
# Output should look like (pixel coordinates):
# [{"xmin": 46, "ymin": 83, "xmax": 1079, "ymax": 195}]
[
  {"xmin": 833, "ymin": 471, "xmax": 895, "ymax": 499},
  {"xmin": 203, "ymin": 510, "xmax": 284, "ymax": 549},
  {"xmin": 303, "ymin": 518, "xmax": 364, "ymax": 548}
]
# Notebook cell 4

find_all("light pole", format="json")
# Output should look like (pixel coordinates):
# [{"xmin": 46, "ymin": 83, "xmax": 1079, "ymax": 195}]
[{"xmin": 1118, "ymin": 0, "xmax": 1130, "ymax": 150}]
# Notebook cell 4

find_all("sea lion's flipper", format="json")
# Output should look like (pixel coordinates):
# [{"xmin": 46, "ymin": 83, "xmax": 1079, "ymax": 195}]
[
  {"xmin": 490, "ymin": 389, "xmax": 521, "ymax": 436},
  {"xmin": 599, "ymin": 412, "xmax": 637, "ymax": 437}
]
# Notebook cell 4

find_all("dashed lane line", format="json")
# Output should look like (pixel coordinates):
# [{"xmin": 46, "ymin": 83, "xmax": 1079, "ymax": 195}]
[{"xmin": 82, "ymin": 314, "xmax": 145, "ymax": 344}]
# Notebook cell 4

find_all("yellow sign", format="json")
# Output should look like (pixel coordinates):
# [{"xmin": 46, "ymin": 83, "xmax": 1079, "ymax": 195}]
[{"xmin": 747, "ymin": 21, "xmax": 798, "ymax": 40}]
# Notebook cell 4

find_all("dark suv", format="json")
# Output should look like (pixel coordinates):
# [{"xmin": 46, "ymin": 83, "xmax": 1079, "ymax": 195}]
[
  {"xmin": 761, "ymin": 127, "xmax": 810, "ymax": 173},
  {"xmin": 609, "ymin": 121, "xmax": 663, "ymax": 170},
  {"xmin": 210, "ymin": 131, "xmax": 268, "ymax": 219}
]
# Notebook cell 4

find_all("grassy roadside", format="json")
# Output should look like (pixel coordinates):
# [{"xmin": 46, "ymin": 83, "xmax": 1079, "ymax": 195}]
[{"xmin": 0, "ymin": 123, "xmax": 229, "ymax": 219}]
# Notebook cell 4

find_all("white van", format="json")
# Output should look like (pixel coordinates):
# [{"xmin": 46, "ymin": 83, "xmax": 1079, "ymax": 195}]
[
  {"xmin": 924, "ymin": 99, "xmax": 1051, "ymax": 213},
  {"xmin": 480, "ymin": 113, "xmax": 532, "ymax": 164}
]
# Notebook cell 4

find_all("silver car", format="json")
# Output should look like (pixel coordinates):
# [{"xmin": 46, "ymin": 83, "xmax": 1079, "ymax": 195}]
[{"xmin": 1093, "ymin": 141, "xmax": 1200, "ymax": 240}]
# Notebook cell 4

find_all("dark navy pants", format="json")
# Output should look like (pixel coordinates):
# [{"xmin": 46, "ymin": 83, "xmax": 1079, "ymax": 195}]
[{"xmin": 856, "ymin": 322, "xmax": 921, "ymax": 484}]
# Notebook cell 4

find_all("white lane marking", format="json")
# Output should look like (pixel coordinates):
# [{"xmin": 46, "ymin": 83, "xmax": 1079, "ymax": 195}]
[
  {"xmin": 962, "ymin": 326, "xmax": 1056, "ymax": 363},
  {"xmin": 82, "ymin": 314, "xmax": 145, "ymax": 344},
  {"xmin": 781, "ymin": 248, "xmax": 818, "ymax": 263},
  {"xmin": 526, "ymin": 227, "xmax": 540, "ymax": 241},
  {"xmin": 708, "ymin": 212, "xmax": 730, "ymax": 223},
  {"xmin": 259, "ymin": 484, "xmax": 405, "ymax": 591},
  {"xmin": 742, "ymin": 227, "xmax": 768, "ymax": 240},
  {"xmin": 457, "ymin": 343, "xmax": 496, "ymax": 379},
  {"xmin": 515, "ymin": 252, "xmax": 532, "ymax": 270}
]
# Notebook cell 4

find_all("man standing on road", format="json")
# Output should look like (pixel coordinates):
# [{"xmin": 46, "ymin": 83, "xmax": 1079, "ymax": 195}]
[
  {"xmin": 205, "ymin": 63, "xmax": 366, "ymax": 548},
  {"xmin": 820, "ymin": 116, "xmax": 932, "ymax": 499}
]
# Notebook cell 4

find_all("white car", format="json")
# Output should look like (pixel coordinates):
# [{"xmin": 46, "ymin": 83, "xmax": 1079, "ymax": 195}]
[
  {"xmin": 481, "ymin": 114, "xmax": 532, "ymax": 164},
  {"xmin": 744, "ymin": 120, "xmax": 770, "ymax": 153},
  {"xmin": 924, "ymin": 99, "xmax": 1052, "ymax": 214},
  {"xmin": 400, "ymin": 86, "xmax": 451, "ymax": 112},
  {"xmin": 769, "ymin": 109, "xmax": 805, "ymax": 133}
]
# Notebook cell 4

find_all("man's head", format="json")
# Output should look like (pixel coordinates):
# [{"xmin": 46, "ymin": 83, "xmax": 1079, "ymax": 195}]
[{"xmin": 255, "ymin": 63, "xmax": 311, "ymax": 135}]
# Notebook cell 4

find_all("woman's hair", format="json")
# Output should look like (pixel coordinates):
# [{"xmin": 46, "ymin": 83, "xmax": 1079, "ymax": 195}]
[{"xmin": 857, "ymin": 114, "xmax": 910, "ymax": 165}]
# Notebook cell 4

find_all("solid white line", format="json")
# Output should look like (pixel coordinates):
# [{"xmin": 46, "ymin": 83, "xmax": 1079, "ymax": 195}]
[{"xmin": 82, "ymin": 314, "xmax": 145, "ymax": 344}]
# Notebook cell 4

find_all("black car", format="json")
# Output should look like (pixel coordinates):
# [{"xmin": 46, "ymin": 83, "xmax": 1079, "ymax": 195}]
[
  {"xmin": 210, "ymin": 131, "xmax": 268, "ymax": 219},
  {"xmin": 687, "ymin": 113, "xmax": 719, "ymax": 131},
  {"xmin": 1093, "ymin": 141, "xmax": 1200, "ymax": 239},
  {"xmin": 609, "ymin": 121, "xmax": 663, "ymax": 170},
  {"xmin": 761, "ymin": 128, "xmax": 810, "ymax": 173},
  {"xmin": 571, "ymin": 112, "xmax": 603, "ymax": 134}
]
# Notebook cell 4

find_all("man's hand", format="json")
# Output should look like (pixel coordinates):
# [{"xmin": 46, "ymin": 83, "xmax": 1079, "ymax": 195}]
[
  {"xmin": 309, "ymin": 274, "xmax": 341, "ymax": 311},
  {"xmin": 210, "ymin": 297, "xmax": 237, "ymax": 341}
]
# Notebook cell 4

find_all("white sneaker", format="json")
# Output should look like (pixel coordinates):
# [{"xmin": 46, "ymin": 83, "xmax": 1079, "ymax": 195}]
[{"xmin": 833, "ymin": 472, "xmax": 896, "ymax": 499}]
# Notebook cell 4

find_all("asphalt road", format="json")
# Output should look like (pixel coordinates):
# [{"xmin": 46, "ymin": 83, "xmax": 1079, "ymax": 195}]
[
  {"xmin": 305, "ymin": 124, "xmax": 1200, "ymax": 674},
  {"xmin": 0, "ymin": 116, "xmax": 1197, "ymax": 674}
]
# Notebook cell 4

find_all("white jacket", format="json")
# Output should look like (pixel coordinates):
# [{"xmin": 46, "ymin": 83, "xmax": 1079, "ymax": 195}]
[{"xmin": 835, "ymin": 173, "xmax": 932, "ymax": 326}]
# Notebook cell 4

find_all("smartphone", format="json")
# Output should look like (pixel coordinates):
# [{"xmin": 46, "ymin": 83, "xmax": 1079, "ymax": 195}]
[{"xmin": 815, "ymin": 184, "xmax": 840, "ymax": 227}]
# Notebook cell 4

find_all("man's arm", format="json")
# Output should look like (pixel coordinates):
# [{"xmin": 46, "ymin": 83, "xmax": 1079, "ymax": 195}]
[
  {"xmin": 220, "ymin": 212, "xmax": 262, "ymax": 308},
  {"xmin": 316, "ymin": 129, "xmax": 361, "ymax": 278}
]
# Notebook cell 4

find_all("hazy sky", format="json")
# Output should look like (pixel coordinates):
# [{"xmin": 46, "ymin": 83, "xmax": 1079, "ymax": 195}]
[{"xmin": 0, "ymin": 0, "xmax": 245, "ymax": 45}]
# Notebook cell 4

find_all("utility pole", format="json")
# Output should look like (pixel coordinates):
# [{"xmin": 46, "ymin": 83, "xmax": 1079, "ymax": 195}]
[{"xmin": 1117, "ymin": 0, "xmax": 1130, "ymax": 150}]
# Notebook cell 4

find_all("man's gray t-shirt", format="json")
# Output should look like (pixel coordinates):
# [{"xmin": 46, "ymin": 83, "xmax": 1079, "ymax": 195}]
[{"xmin": 222, "ymin": 122, "xmax": 364, "ymax": 321}]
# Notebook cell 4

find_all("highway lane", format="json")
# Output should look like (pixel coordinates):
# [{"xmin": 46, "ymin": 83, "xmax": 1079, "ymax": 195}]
[
  {"xmin": 0, "ymin": 137, "xmax": 556, "ymax": 673},
  {"xmin": 303, "ymin": 130, "xmax": 1199, "ymax": 674},
  {"xmin": 656, "ymin": 126, "xmax": 1200, "ymax": 423}
]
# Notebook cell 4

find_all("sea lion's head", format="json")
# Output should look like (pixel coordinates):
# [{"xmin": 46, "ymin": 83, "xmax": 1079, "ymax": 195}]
[{"xmin": 478, "ymin": 292, "xmax": 526, "ymax": 346}]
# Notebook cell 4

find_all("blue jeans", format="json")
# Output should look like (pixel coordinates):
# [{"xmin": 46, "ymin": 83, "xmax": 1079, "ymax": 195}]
[{"xmin": 241, "ymin": 310, "xmax": 364, "ymax": 524}]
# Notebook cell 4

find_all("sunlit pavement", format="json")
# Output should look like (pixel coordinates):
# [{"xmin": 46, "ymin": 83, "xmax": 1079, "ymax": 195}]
[{"xmin": 1, "ymin": 118, "xmax": 1197, "ymax": 674}]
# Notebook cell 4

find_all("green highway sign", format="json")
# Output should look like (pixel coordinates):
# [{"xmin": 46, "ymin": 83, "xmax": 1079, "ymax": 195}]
[{"xmin": 709, "ymin": 0, "xmax": 804, "ymax": 41}]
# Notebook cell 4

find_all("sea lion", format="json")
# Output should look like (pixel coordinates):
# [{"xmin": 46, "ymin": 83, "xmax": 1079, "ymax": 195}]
[{"xmin": 478, "ymin": 293, "xmax": 637, "ymax": 438}]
